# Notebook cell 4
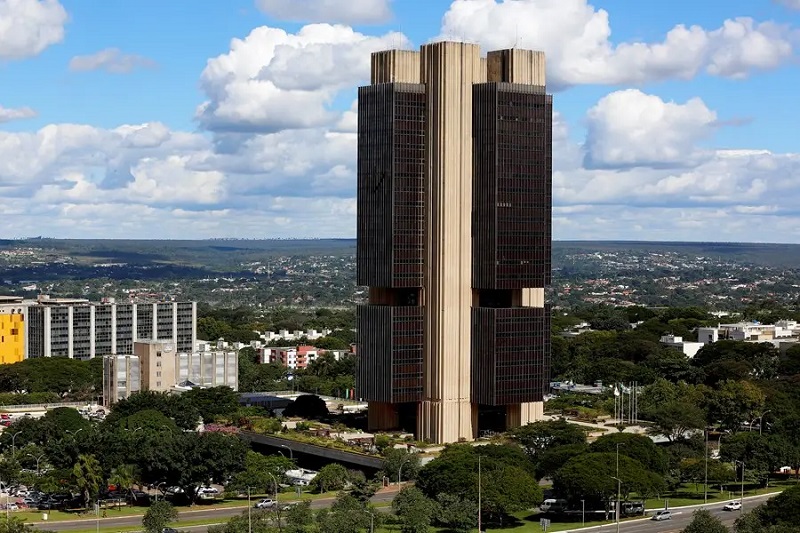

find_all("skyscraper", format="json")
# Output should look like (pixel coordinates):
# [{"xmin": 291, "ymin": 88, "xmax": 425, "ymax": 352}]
[{"xmin": 356, "ymin": 42, "xmax": 553, "ymax": 444}]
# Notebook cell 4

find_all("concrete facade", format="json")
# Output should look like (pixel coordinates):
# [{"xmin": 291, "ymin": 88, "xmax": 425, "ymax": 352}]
[{"xmin": 356, "ymin": 43, "xmax": 552, "ymax": 444}]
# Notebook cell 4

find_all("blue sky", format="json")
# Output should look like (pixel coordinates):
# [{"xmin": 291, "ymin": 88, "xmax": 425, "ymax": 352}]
[{"xmin": 0, "ymin": 0, "xmax": 799, "ymax": 241}]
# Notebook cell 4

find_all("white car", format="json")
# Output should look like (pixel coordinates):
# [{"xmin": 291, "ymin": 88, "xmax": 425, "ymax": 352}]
[
  {"xmin": 723, "ymin": 501, "xmax": 742, "ymax": 511},
  {"xmin": 651, "ymin": 510, "xmax": 672, "ymax": 521},
  {"xmin": 254, "ymin": 499, "xmax": 276, "ymax": 509}
]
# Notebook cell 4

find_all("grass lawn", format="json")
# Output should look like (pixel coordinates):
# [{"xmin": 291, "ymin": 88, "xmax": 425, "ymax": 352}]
[{"xmin": 16, "ymin": 491, "xmax": 342, "ymax": 524}]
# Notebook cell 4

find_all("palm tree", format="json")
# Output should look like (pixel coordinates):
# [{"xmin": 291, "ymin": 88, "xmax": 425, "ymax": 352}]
[
  {"xmin": 73, "ymin": 454, "xmax": 103, "ymax": 510},
  {"xmin": 109, "ymin": 464, "xmax": 137, "ymax": 509}
]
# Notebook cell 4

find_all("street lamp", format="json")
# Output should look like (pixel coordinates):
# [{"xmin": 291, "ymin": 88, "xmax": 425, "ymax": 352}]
[
  {"xmin": 735, "ymin": 460, "xmax": 746, "ymax": 511},
  {"xmin": 247, "ymin": 487, "xmax": 252, "ymax": 533},
  {"xmin": 155, "ymin": 482, "xmax": 166, "ymax": 502},
  {"xmin": 10, "ymin": 431, "xmax": 22, "ymax": 457},
  {"xmin": 67, "ymin": 428, "xmax": 84, "ymax": 438},
  {"xmin": 367, "ymin": 510, "xmax": 374, "ymax": 533},
  {"xmin": 704, "ymin": 427, "xmax": 709, "ymax": 505},
  {"xmin": 398, "ymin": 454, "xmax": 413, "ymax": 486},
  {"xmin": 279, "ymin": 444, "xmax": 294, "ymax": 461},
  {"xmin": 267, "ymin": 473, "xmax": 279, "ymax": 507},
  {"xmin": 759, "ymin": 410, "xmax": 772, "ymax": 436},
  {"xmin": 27, "ymin": 453, "xmax": 45, "ymax": 476},
  {"xmin": 581, "ymin": 499, "xmax": 585, "ymax": 527},
  {"xmin": 613, "ymin": 442, "xmax": 624, "ymax": 533}
]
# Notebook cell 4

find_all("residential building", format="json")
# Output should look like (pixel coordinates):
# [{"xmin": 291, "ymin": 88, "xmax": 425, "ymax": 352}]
[
  {"xmin": 27, "ymin": 295, "xmax": 196, "ymax": 358},
  {"xmin": 103, "ymin": 354, "xmax": 141, "ymax": 405},
  {"xmin": 102, "ymin": 340, "xmax": 237, "ymax": 406},
  {"xmin": 261, "ymin": 345, "xmax": 320, "ymax": 370},
  {"xmin": 0, "ymin": 296, "xmax": 26, "ymax": 364},
  {"xmin": 260, "ymin": 329, "xmax": 332, "ymax": 342},
  {"xmin": 659, "ymin": 335, "xmax": 704, "ymax": 358},
  {"xmin": 355, "ymin": 44, "xmax": 552, "ymax": 443}
]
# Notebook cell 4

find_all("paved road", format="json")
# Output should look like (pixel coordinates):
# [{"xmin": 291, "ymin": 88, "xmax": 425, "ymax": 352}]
[
  {"xmin": 585, "ymin": 493, "xmax": 776, "ymax": 533},
  {"xmin": 32, "ymin": 490, "xmax": 398, "ymax": 532}
]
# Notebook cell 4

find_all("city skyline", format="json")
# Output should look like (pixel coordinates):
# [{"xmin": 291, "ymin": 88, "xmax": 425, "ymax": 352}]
[{"xmin": 0, "ymin": 0, "xmax": 799, "ymax": 241}]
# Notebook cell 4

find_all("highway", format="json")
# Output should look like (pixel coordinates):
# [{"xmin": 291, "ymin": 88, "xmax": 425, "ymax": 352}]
[
  {"xmin": 585, "ymin": 493, "xmax": 777, "ymax": 533},
  {"xmin": 31, "ymin": 490, "xmax": 398, "ymax": 532}
]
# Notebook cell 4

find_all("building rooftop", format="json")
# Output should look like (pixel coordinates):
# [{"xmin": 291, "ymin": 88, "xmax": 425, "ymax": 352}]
[{"xmin": 0, "ymin": 295, "xmax": 24, "ymax": 303}]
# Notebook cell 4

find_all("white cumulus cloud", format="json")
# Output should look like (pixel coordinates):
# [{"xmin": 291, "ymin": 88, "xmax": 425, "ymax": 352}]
[
  {"xmin": 584, "ymin": 89, "xmax": 718, "ymax": 169},
  {"xmin": 197, "ymin": 23, "xmax": 408, "ymax": 132},
  {"xmin": 437, "ymin": 0, "xmax": 796, "ymax": 89},
  {"xmin": 69, "ymin": 48, "xmax": 157, "ymax": 74},
  {"xmin": 255, "ymin": 0, "xmax": 393, "ymax": 25},
  {"xmin": 0, "ymin": 105, "xmax": 36, "ymax": 123},
  {"xmin": 0, "ymin": 0, "xmax": 67, "ymax": 59}
]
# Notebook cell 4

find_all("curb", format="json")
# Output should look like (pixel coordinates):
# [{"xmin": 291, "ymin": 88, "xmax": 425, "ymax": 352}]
[{"xmin": 557, "ymin": 491, "xmax": 781, "ymax": 532}]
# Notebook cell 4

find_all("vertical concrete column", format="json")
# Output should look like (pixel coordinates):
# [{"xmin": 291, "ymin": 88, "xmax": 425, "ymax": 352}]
[
  {"xmin": 132, "ymin": 304, "xmax": 138, "ymax": 343},
  {"xmin": 418, "ymin": 42, "xmax": 482, "ymax": 444},
  {"xmin": 43, "ymin": 307, "xmax": 52, "ymax": 358},
  {"xmin": 67, "ymin": 306, "xmax": 74, "ymax": 359},
  {"xmin": 89, "ymin": 306, "xmax": 96, "ymax": 358},
  {"xmin": 111, "ymin": 304, "xmax": 117, "ymax": 354},
  {"xmin": 151, "ymin": 303, "xmax": 157, "ymax": 340}
]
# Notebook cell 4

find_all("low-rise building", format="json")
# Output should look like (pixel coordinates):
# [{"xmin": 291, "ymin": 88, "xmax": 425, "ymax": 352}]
[
  {"xmin": 659, "ymin": 335, "xmax": 704, "ymax": 358},
  {"xmin": 102, "ymin": 340, "xmax": 237, "ymax": 406}
]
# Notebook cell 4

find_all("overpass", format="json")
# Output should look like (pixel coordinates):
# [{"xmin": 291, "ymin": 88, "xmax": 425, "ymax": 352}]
[{"xmin": 238, "ymin": 431, "xmax": 384, "ymax": 471}]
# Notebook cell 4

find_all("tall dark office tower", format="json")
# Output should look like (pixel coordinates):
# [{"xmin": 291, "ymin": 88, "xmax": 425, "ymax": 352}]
[{"xmin": 356, "ymin": 43, "xmax": 552, "ymax": 444}]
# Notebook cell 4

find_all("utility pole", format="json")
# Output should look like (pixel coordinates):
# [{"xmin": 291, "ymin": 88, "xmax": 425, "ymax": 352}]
[
  {"xmin": 478, "ymin": 455, "xmax": 482, "ymax": 533},
  {"xmin": 248, "ymin": 487, "xmax": 252, "ymax": 533},
  {"xmin": 704, "ymin": 428, "xmax": 709, "ymax": 505}
]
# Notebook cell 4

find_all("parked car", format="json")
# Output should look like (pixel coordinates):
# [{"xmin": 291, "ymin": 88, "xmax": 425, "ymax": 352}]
[
  {"xmin": 723, "ymin": 501, "xmax": 743, "ymax": 511},
  {"xmin": 651, "ymin": 510, "xmax": 672, "ymax": 521},
  {"xmin": 254, "ymin": 499, "xmax": 276, "ymax": 509}
]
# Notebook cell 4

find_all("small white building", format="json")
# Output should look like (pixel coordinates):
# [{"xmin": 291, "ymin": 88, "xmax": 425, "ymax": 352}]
[{"xmin": 659, "ymin": 335, "xmax": 704, "ymax": 358}]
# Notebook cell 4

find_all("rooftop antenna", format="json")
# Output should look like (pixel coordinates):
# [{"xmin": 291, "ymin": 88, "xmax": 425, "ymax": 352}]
[{"xmin": 514, "ymin": 23, "xmax": 519, "ymax": 49}]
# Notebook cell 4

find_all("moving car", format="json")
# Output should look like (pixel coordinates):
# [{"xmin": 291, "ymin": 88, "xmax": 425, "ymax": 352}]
[
  {"xmin": 651, "ymin": 510, "xmax": 672, "ymax": 521},
  {"xmin": 254, "ymin": 499, "xmax": 276, "ymax": 509},
  {"xmin": 723, "ymin": 500, "xmax": 743, "ymax": 511}
]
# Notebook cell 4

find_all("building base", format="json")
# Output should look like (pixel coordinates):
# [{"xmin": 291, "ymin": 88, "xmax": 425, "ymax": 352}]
[
  {"xmin": 506, "ymin": 401, "xmax": 545, "ymax": 429},
  {"xmin": 367, "ymin": 401, "xmax": 399, "ymax": 431},
  {"xmin": 417, "ymin": 399, "xmax": 476, "ymax": 444}
]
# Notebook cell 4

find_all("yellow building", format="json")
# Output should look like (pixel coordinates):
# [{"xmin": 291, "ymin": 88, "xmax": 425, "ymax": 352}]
[{"xmin": 0, "ymin": 297, "xmax": 26, "ymax": 364}]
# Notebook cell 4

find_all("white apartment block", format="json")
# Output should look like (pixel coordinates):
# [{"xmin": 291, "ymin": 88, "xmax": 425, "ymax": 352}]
[
  {"xmin": 27, "ymin": 296, "xmax": 196, "ymax": 359},
  {"xmin": 102, "ymin": 340, "xmax": 237, "ymax": 406},
  {"xmin": 259, "ymin": 329, "xmax": 332, "ymax": 342},
  {"xmin": 698, "ymin": 321, "xmax": 797, "ymax": 343},
  {"xmin": 659, "ymin": 335, "xmax": 704, "ymax": 358}
]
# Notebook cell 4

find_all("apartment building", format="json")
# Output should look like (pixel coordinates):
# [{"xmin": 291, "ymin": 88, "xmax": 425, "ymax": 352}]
[
  {"xmin": 27, "ymin": 296, "xmax": 196, "ymax": 359},
  {"xmin": 356, "ymin": 44, "xmax": 552, "ymax": 443},
  {"xmin": 0, "ymin": 296, "xmax": 26, "ymax": 364},
  {"xmin": 261, "ymin": 345, "xmax": 320, "ymax": 370},
  {"xmin": 102, "ymin": 340, "xmax": 237, "ymax": 406}
]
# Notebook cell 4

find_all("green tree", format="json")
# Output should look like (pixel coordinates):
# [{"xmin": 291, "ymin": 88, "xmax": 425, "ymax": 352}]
[
  {"xmin": 435, "ymin": 493, "xmax": 477, "ymax": 533},
  {"xmin": 681, "ymin": 509, "xmax": 728, "ymax": 533},
  {"xmin": 647, "ymin": 400, "xmax": 707, "ymax": 442},
  {"xmin": 589, "ymin": 433, "xmax": 668, "ymax": 474},
  {"xmin": 108, "ymin": 464, "xmax": 138, "ymax": 505},
  {"xmin": 0, "ymin": 516, "xmax": 55, "ymax": 533},
  {"xmin": 282, "ymin": 395, "xmax": 329, "ymax": 420},
  {"xmin": 316, "ymin": 494, "xmax": 373, "ymax": 533},
  {"xmin": 72, "ymin": 453, "xmax": 103, "ymax": 509},
  {"xmin": 312, "ymin": 463, "xmax": 348, "ymax": 493},
  {"xmin": 142, "ymin": 501, "xmax": 178, "ymax": 533},
  {"xmin": 510, "ymin": 419, "xmax": 587, "ymax": 461},
  {"xmin": 707, "ymin": 380, "xmax": 765, "ymax": 431},
  {"xmin": 183, "ymin": 386, "xmax": 241, "ymax": 423},
  {"xmin": 229, "ymin": 451, "xmax": 294, "ymax": 496},
  {"xmin": 393, "ymin": 487, "xmax": 437, "ymax": 533},
  {"xmin": 284, "ymin": 500, "xmax": 314, "ymax": 533},
  {"xmin": 535, "ymin": 443, "xmax": 589, "ymax": 480},
  {"xmin": 382, "ymin": 448, "xmax": 421, "ymax": 483},
  {"xmin": 553, "ymin": 453, "xmax": 666, "ymax": 507},
  {"xmin": 733, "ymin": 484, "xmax": 800, "ymax": 531}
]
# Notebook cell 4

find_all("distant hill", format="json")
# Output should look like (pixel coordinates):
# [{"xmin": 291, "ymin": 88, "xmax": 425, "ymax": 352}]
[{"xmin": 3, "ymin": 238, "xmax": 800, "ymax": 269}]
